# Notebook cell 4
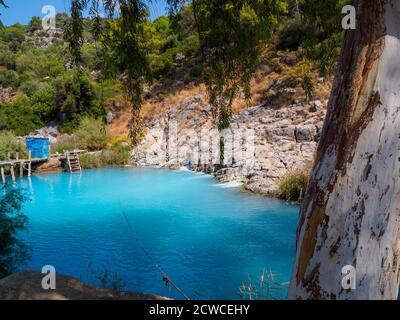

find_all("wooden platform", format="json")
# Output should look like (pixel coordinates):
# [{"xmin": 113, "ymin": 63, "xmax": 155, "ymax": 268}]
[{"xmin": 0, "ymin": 150, "xmax": 86, "ymax": 184}]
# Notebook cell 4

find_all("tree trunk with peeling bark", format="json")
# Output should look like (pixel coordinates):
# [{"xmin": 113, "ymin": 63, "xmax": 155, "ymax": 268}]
[{"xmin": 288, "ymin": 0, "xmax": 400, "ymax": 300}]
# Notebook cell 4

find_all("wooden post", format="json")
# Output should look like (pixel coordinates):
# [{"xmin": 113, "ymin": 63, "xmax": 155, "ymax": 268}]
[
  {"xmin": 0, "ymin": 166, "xmax": 5, "ymax": 185},
  {"xmin": 10, "ymin": 164, "xmax": 15, "ymax": 183},
  {"xmin": 7, "ymin": 152, "xmax": 11, "ymax": 161},
  {"xmin": 19, "ymin": 161, "xmax": 24, "ymax": 179},
  {"xmin": 16, "ymin": 152, "xmax": 19, "ymax": 161},
  {"xmin": 28, "ymin": 151, "xmax": 32, "ymax": 177}
]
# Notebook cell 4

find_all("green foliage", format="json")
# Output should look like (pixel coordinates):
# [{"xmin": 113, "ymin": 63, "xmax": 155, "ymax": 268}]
[
  {"xmin": 51, "ymin": 117, "xmax": 111, "ymax": 153},
  {"xmin": 74, "ymin": 117, "xmax": 108, "ymax": 151},
  {"xmin": 275, "ymin": 169, "xmax": 310, "ymax": 202},
  {"xmin": 0, "ymin": 185, "xmax": 30, "ymax": 278},
  {"xmin": 30, "ymin": 84, "xmax": 57, "ymax": 123},
  {"xmin": 302, "ymin": 0, "xmax": 349, "ymax": 37},
  {"xmin": 277, "ymin": 19, "xmax": 311, "ymax": 51},
  {"xmin": 300, "ymin": 0, "xmax": 349, "ymax": 77},
  {"xmin": 278, "ymin": 57, "xmax": 316, "ymax": 100},
  {"xmin": 50, "ymin": 135, "xmax": 79, "ymax": 154},
  {"xmin": 302, "ymin": 74, "xmax": 314, "ymax": 101},
  {"xmin": 0, "ymin": 0, "xmax": 345, "ymax": 145},
  {"xmin": 183, "ymin": 0, "xmax": 287, "ymax": 130},
  {"xmin": 0, "ymin": 94, "xmax": 43, "ymax": 135},
  {"xmin": 145, "ymin": 14, "xmax": 200, "ymax": 76},
  {"xmin": 0, "ymin": 24, "xmax": 25, "ymax": 52},
  {"xmin": 55, "ymin": 70, "xmax": 105, "ymax": 132},
  {"xmin": 305, "ymin": 33, "xmax": 342, "ymax": 78},
  {"xmin": 65, "ymin": 1, "xmax": 152, "ymax": 145},
  {"xmin": 79, "ymin": 142, "xmax": 131, "ymax": 169},
  {"xmin": 28, "ymin": 16, "xmax": 42, "ymax": 33},
  {"xmin": 0, "ymin": 46, "xmax": 16, "ymax": 69},
  {"xmin": 0, "ymin": 0, "xmax": 7, "ymax": 10},
  {"xmin": 15, "ymin": 47, "xmax": 65, "ymax": 80},
  {"xmin": 0, "ymin": 65, "xmax": 19, "ymax": 87},
  {"xmin": 0, "ymin": 131, "xmax": 27, "ymax": 160}
]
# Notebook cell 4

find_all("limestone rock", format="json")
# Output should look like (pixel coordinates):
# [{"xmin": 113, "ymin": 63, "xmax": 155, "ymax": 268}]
[{"xmin": 133, "ymin": 94, "xmax": 327, "ymax": 194}]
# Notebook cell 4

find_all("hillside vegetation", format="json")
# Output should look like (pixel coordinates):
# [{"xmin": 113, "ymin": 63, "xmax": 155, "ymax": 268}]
[{"xmin": 0, "ymin": 1, "xmax": 345, "ymax": 148}]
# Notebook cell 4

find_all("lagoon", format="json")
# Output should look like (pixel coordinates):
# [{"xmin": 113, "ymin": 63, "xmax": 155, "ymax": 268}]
[{"xmin": 17, "ymin": 168, "xmax": 299, "ymax": 300}]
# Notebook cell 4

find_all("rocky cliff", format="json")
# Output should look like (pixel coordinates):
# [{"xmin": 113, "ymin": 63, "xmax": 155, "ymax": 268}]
[{"xmin": 133, "ymin": 94, "xmax": 327, "ymax": 195}]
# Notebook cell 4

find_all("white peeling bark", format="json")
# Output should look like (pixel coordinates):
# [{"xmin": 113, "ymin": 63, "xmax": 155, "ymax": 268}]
[{"xmin": 288, "ymin": 0, "xmax": 400, "ymax": 299}]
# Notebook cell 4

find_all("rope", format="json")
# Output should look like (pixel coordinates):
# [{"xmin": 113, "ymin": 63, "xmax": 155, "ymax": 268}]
[{"xmin": 120, "ymin": 209, "xmax": 191, "ymax": 300}]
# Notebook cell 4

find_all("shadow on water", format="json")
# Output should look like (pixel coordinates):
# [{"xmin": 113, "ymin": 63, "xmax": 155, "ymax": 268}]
[{"xmin": 0, "ymin": 184, "xmax": 31, "ymax": 279}]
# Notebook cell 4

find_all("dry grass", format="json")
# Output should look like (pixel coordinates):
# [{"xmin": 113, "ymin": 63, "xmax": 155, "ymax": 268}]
[
  {"xmin": 106, "ymin": 49, "xmax": 332, "ymax": 138},
  {"xmin": 275, "ymin": 167, "xmax": 311, "ymax": 202}
]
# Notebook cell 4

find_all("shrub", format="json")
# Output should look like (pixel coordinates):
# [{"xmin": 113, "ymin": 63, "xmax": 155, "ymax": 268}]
[
  {"xmin": 277, "ymin": 19, "xmax": 312, "ymax": 51},
  {"xmin": 30, "ymin": 84, "xmax": 57, "ymax": 123},
  {"xmin": 18, "ymin": 80, "xmax": 41, "ymax": 97},
  {"xmin": 50, "ymin": 135, "xmax": 79, "ymax": 154},
  {"xmin": 79, "ymin": 152, "xmax": 104, "ymax": 169},
  {"xmin": 0, "ymin": 94, "xmax": 43, "ymax": 135},
  {"xmin": 275, "ymin": 169, "xmax": 310, "ymax": 202},
  {"xmin": 55, "ymin": 70, "xmax": 105, "ymax": 128},
  {"xmin": 0, "ymin": 131, "xmax": 28, "ymax": 161},
  {"xmin": 0, "ymin": 66, "xmax": 19, "ymax": 88},
  {"xmin": 74, "ymin": 117, "xmax": 108, "ymax": 151},
  {"xmin": 79, "ymin": 142, "xmax": 131, "ymax": 169}
]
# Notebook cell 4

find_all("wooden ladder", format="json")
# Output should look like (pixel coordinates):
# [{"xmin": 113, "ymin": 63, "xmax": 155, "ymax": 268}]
[{"xmin": 66, "ymin": 151, "xmax": 82, "ymax": 173}]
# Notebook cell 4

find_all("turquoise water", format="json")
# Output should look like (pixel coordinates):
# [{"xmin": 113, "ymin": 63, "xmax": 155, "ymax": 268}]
[{"xmin": 17, "ymin": 168, "xmax": 299, "ymax": 300}]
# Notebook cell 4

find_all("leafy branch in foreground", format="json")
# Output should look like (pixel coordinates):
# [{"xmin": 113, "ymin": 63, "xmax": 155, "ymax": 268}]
[
  {"xmin": 66, "ymin": 0, "xmax": 287, "ymax": 143},
  {"xmin": 173, "ymin": 0, "xmax": 288, "ymax": 130},
  {"xmin": 0, "ymin": 186, "xmax": 30, "ymax": 278},
  {"xmin": 66, "ymin": 0, "xmax": 151, "ymax": 145},
  {"xmin": 300, "ymin": 0, "xmax": 349, "ymax": 77},
  {"xmin": 0, "ymin": 0, "xmax": 8, "ymax": 27}
]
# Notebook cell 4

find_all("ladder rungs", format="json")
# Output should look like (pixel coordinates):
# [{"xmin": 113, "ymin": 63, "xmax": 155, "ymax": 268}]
[{"xmin": 65, "ymin": 152, "xmax": 82, "ymax": 173}]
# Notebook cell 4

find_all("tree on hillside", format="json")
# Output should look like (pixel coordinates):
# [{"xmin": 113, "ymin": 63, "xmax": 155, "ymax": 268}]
[
  {"xmin": 288, "ymin": 0, "xmax": 400, "ymax": 299},
  {"xmin": 28, "ymin": 16, "xmax": 42, "ymax": 33},
  {"xmin": 66, "ymin": 0, "xmax": 287, "ymax": 142},
  {"xmin": 187, "ymin": 0, "xmax": 287, "ymax": 130}
]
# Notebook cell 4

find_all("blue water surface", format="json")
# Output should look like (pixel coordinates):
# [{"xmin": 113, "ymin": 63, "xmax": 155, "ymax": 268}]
[{"xmin": 17, "ymin": 168, "xmax": 299, "ymax": 300}]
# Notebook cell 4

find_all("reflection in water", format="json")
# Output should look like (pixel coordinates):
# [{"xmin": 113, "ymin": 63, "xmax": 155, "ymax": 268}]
[
  {"xmin": 18, "ymin": 168, "xmax": 299, "ymax": 299},
  {"xmin": 0, "ymin": 185, "xmax": 31, "ymax": 278}
]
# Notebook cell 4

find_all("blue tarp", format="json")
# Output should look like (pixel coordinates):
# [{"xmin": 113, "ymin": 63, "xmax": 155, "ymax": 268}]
[{"xmin": 25, "ymin": 137, "xmax": 49, "ymax": 158}]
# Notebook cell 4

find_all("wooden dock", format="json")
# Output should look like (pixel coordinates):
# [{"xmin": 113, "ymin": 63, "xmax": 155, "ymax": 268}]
[
  {"xmin": 0, "ymin": 150, "xmax": 86, "ymax": 184},
  {"xmin": 0, "ymin": 151, "xmax": 42, "ymax": 184}
]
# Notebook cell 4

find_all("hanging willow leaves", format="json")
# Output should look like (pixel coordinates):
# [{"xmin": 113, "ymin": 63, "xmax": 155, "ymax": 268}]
[
  {"xmin": 66, "ymin": 0, "xmax": 287, "ymax": 140},
  {"xmin": 169, "ymin": 0, "xmax": 287, "ymax": 130},
  {"xmin": 301, "ymin": 0, "xmax": 349, "ymax": 77},
  {"xmin": 65, "ymin": 0, "xmax": 151, "ymax": 145},
  {"xmin": 0, "ymin": 0, "xmax": 7, "ymax": 10},
  {"xmin": 0, "ymin": 0, "xmax": 7, "ymax": 27}
]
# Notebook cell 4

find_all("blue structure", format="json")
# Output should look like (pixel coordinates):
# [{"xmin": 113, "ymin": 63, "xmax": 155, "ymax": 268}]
[{"xmin": 25, "ymin": 137, "xmax": 50, "ymax": 158}]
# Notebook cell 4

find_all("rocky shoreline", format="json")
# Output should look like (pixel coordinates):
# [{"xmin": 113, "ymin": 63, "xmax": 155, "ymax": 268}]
[
  {"xmin": 26, "ymin": 94, "xmax": 327, "ymax": 197},
  {"xmin": 133, "ymin": 95, "xmax": 327, "ymax": 195},
  {"xmin": 0, "ymin": 270, "xmax": 170, "ymax": 300}
]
